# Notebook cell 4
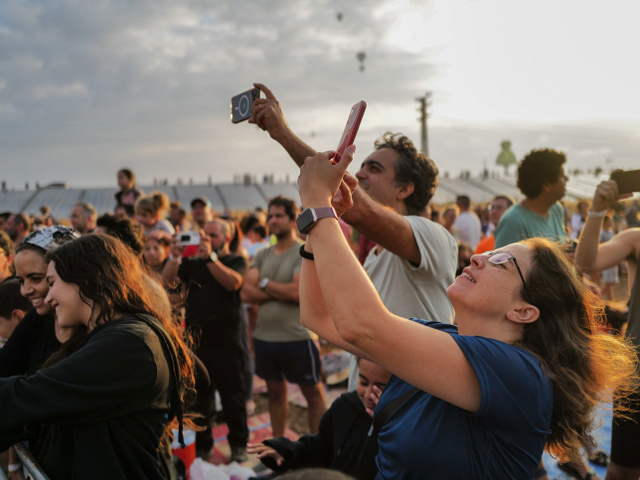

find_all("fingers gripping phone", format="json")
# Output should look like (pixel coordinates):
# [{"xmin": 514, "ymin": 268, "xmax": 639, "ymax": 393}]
[
  {"xmin": 334, "ymin": 101, "xmax": 367, "ymax": 163},
  {"xmin": 611, "ymin": 169, "xmax": 640, "ymax": 194},
  {"xmin": 175, "ymin": 232, "xmax": 200, "ymax": 246},
  {"xmin": 230, "ymin": 87, "xmax": 262, "ymax": 123}
]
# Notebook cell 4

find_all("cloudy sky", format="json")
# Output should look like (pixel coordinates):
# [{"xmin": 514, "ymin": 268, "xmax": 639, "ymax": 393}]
[{"xmin": 2, "ymin": 0, "xmax": 640, "ymax": 189}]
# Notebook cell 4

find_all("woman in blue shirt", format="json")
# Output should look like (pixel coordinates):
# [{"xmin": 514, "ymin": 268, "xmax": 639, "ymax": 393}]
[{"xmin": 295, "ymin": 146, "xmax": 637, "ymax": 479}]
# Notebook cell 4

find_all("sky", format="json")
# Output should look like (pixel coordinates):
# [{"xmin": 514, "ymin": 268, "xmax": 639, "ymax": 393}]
[{"xmin": 2, "ymin": 0, "xmax": 640, "ymax": 189}]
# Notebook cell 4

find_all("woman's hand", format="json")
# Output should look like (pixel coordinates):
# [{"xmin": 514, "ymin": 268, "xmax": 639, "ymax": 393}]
[
  {"xmin": 365, "ymin": 385, "xmax": 384, "ymax": 417},
  {"xmin": 332, "ymin": 172, "xmax": 358, "ymax": 218},
  {"xmin": 246, "ymin": 443, "xmax": 285, "ymax": 466},
  {"xmin": 298, "ymin": 145, "xmax": 356, "ymax": 210}
]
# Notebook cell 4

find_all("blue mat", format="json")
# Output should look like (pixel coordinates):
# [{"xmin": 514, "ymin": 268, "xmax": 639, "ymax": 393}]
[{"xmin": 542, "ymin": 406, "xmax": 611, "ymax": 479}]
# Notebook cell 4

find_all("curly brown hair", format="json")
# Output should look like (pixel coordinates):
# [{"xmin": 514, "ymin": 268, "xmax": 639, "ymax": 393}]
[
  {"xmin": 374, "ymin": 132, "xmax": 438, "ymax": 215},
  {"xmin": 517, "ymin": 149, "xmax": 566, "ymax": 199},
  {"xmin": 518, "ymin": 238, "xmax": 638, "ymax": 461}
]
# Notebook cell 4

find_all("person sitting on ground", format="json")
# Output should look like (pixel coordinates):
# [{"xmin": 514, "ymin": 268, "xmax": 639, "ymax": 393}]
[
  {"xmin": 295, "ymin": 146, "xmax": 637, "ymax": 479},
  {"xmin": 135, "ymin": 191, "xmax": 175, "ymax": 236},
  {"xmin": 248, "ymin": 358, "xmax": 391, "ymax": 478}
]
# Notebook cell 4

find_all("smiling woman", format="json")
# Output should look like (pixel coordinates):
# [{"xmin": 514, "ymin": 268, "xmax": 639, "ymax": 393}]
[
  {"xmin": 295, "ymin": 147, "xmax": 638, "ymax": 479},
  {"xmin": 0, "ymin": 234, "xmax": 196, "ymax": 480},
  {"xmin": 0, "ymin": 226, "xmax": 81, "ymax": 379}
]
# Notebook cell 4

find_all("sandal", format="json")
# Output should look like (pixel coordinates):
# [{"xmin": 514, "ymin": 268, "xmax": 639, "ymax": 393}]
[{"xmin": 588, "ymin": 449, "xmax": 609, "ymax": 467}]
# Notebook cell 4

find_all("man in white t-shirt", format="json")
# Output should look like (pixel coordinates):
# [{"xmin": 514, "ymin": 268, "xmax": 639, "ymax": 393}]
[
  {"xmin": 250, "ymin": 84, "xmax": 458, "ymax": 389},
  {"xmin": 453, "ymin": 195, "xmax": 481, "ymax": 250}
]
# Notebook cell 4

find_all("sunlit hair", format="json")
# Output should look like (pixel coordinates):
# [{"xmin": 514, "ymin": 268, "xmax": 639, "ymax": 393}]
[
  {"xmin": 135, "ymin": 191, "xmax": 170, "ymax": 216},
  {"xmin": 46, "ymin": 234, "xmax": 196, "ymax": 435},
  {"xmin": 517, "ymin": 237, "xmax": 638, "ymax": 461},
  {"xmin": 374, "ymin": 132, "xmax": 439, "ymax": 215}
]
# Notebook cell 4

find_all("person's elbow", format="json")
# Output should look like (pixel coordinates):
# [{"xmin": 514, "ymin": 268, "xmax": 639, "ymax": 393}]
[
  {"xmin": 286, "ymin": 288, "xmax": 300, "ymax": 304},
  {"xmin": 226, "ymin": 278, "xmax": 243, "ymax": 292},
  {"xmin": 240, "ymin": 287, "xmax": 252, "ymax": 303}
]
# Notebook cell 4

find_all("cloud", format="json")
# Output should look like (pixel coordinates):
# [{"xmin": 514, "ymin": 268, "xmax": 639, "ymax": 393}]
[{"xmin": 0, "ymin": 0, "xmax": 441, "ymax": 187}]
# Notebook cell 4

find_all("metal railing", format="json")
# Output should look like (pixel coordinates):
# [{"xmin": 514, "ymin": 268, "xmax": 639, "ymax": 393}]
[{"xmin": 0, "ymin": 444, "xmax": 50, "ymax": 480}]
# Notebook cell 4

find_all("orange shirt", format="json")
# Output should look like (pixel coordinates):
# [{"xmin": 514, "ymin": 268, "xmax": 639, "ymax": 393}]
[{"xmin": 474, "ymin": 235, "xmax": 495, "ymax": 254}]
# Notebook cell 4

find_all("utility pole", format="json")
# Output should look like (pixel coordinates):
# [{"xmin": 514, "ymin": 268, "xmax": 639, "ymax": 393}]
[{"xmin": 416, "ymin": 91, "xmax": 432, "ymax": 157}]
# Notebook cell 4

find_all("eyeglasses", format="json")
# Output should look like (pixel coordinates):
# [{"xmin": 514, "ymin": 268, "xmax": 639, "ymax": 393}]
[{"xmin": 486, "ymin": 250, "xmax": 529, "ymax": 292}]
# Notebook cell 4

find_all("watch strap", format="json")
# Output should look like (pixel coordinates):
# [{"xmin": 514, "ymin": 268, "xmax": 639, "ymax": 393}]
[
  {"xmin": 299, "ymin": 243, "xmax": 315, "ymax": 260},
  {"xmin": 297, "ymin": 207, "xmax": 338, "ymax": 234}
]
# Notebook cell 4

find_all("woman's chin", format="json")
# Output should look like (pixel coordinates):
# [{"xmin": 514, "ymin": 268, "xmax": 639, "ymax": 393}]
[{"xmin": 36, "ymin": 305, "xmax": 54, "ymax": 316}]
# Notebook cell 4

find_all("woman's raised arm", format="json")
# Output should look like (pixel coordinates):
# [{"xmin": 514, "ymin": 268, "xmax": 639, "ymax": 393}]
[{"xmin": 297, "ymin": 148, "xmax": 481, "ymax": 412}]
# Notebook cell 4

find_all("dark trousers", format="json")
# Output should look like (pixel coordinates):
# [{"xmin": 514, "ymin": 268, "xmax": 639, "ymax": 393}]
[{"xmin": 193, "ymin": 330, "xmax": 250, "ymax": 450}]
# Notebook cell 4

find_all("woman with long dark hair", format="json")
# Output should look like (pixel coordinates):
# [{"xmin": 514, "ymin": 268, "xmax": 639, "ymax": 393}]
[
  {"xmin": 0, "ymin": 234, "xmax": 196, "ymax": 480},
  {"xmin": 295, "ymin": 147, "xmax": 638, "ymax": 479}
]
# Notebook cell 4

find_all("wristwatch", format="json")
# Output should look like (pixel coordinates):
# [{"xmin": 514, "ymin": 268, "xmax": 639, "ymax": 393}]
[
  {"xmin": 296, "ymin": 207, "xmax": 337, "ymax": 235},
  {"xmin": 259, "ymin": 278, "xmax": 270, "ymax": 290},
  {"xmin": 206, "ymin": 251, "xmax": 218, "ymax": 263}
]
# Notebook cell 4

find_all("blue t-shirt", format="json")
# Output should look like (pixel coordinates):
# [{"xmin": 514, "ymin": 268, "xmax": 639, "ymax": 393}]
[{"xmin": 374, "ymin": 320, "xmax": 552, "ymax": 480}]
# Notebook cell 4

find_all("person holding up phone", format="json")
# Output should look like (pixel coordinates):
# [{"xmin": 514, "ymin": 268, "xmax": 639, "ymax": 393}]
[
  {"xmin": 249, "ymin": 84, "xmax": 457, "ymax": 390},
  {"xmin": 295, "ymin": 147, "xmax": 637, "ymax": 479},
  {"xmin": 575, "ymin": 178, "xmax": 640, "ymax": 480},
  {"xmin": 162, "ymin": 220, "xmax": 251, "ymax": 462}
]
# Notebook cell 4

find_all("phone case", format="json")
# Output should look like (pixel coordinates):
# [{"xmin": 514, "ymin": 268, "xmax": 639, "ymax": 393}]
[
  {"xmin": 334, "ymin": 101, "xmax": 367, "ymax": 162},
  {"xmin": 230, "ymin": 88, "xmax": 261, "ymax": 123}
]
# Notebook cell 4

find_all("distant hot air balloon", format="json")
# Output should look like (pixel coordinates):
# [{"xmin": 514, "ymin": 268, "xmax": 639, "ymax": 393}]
[
  {"xmin": 337, "ymin": 12, "xmax": 343, "ymax": 21},
  {"xmin": 357, "ymin": 51, "xmax": 366, "ymax": 72}
]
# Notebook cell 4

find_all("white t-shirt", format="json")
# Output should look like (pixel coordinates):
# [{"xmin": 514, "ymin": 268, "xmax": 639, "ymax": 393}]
[
  {"xmin": 454, "ymin": 211, "xmax": 482, "ymax": 250},
  {"xmin": 348, "ymin": 216, "xmax": 457, "ymax": 390}
]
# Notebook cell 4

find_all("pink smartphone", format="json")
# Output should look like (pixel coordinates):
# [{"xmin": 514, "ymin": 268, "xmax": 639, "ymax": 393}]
[{"xmin": 334, "ymin": 101, "xmax": 367, "ymax": 163}]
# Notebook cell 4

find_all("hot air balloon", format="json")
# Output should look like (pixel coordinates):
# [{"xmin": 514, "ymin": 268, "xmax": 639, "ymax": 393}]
[{"xmin": 357, "ymin": 51, "xmax": 366, "ymax": 72}]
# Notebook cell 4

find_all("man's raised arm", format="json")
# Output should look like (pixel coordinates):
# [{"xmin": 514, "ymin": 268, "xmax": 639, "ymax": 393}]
[{"xmin": 250, "ymin": 83, "xmax": 316, "ymax": 167}]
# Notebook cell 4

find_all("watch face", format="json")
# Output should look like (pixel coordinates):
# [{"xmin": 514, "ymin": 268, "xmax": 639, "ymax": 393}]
[{"xmin": 296, "ymin": 208, "xmax": 317, "ymax": 234}]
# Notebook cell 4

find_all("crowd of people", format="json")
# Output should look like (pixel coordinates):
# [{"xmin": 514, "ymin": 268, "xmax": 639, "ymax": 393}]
[{"xmin": 0, "ymin": 83, "xmax": 639, "ymax": 480}]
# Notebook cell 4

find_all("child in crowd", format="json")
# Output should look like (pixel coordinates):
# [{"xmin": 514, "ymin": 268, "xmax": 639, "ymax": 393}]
[
  {"xmin": 115, "ymin": 168, "xmax": 144, "ymax": 217},
  {"xmin": 135, "ymin": 191, "xmax": 175, "ymax": 236},
  {"xmin": 247, "ymin": 358, "xmax": 391, "ymax": 478},
  {"xmin": 143, "ymin": 230, "xmax": 183, "ymax": 309}
]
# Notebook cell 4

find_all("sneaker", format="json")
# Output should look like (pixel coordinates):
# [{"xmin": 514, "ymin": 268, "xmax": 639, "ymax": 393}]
[{"xmin": 230, "ymin": 445, "xmax": 248, "ymax": 463}]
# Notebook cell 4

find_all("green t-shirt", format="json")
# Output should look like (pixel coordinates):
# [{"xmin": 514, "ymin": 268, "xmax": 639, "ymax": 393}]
[
  {"xmin": 494, "ymin": 202, "xmax": 568, "ymax": 248},
  {"xmin": 250, "ymin": 240, "xmax": 310, "ymax": 342}
]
